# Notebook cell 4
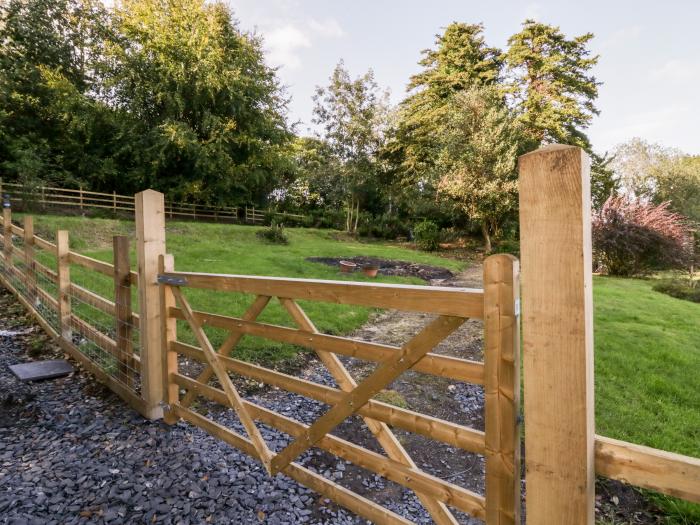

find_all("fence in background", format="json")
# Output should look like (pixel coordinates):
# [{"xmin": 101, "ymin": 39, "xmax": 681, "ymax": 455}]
[
  {"xmin": 0, "ymin": 179, "xmax": 307, "ymax": 225},
  {"xmin": 0, "ymin": 156, "xmax": 699, "ymax": 523}
]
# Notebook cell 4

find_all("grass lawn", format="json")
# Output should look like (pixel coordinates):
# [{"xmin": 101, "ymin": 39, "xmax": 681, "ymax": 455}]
[
  {"xmin": 12, "ymin": 214, "xmax": 700, "ymax": 521},
  {"xmin": 21, "ymin": 214, "xmax": 466, "ymax": 364}
]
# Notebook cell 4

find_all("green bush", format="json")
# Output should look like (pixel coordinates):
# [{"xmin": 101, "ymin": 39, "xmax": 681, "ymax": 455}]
[
  {"xmin": 256, "ymin": 222, "xmax": 288, "ymax": 244},
  {"xmin": 652, "ymin": 279, "xmax": 700, "ymax": 303},
  {"xmin": 413, "ymin": 220, "xmax": 440, "ymax": 251}
]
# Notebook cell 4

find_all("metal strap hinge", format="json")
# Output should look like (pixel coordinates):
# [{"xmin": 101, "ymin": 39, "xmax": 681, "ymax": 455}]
[{"xmin": 157, "ymin": 274, "xmax": 187, "ymax": 286}]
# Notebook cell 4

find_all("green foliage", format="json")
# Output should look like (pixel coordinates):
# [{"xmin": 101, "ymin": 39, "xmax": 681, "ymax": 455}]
[
  {"xmin": 505, "ymin": 19, "xmax": 600, "ymax": 150},
  {"xmin": 391, "ymin": 23, "xmax": 502, "ymax": 183},
  {"xmin": 413, "ymin": 220, "xmax": 440, "ymax": 251},
  {"xmin": 312, "ymin": 61, "xmax": 390, "ymax": 233},
  {"xmin": 652, "ymin": 155, "xmax": 700, "ymax": 222},
  {"xmin": 436, "ymin": 87, "xmax": 522, "ymax": 252},
  {"xmin": 256, "ymin": 222, "xmax": 289, "ymax": 245},
  {"xmin": 653, "ymin": 279, "xmax": 700, "ymax": 303}
]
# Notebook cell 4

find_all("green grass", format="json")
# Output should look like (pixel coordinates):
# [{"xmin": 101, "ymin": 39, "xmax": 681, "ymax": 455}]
[
  {"xmin": 14, "ymin": 213, "xmax": 700, "ymax": 520},
  {"xmin": 21, "ymin": 214, "xmax": 465, "ymax": 364},
  {"xmin": 594, "ymin": 276, "xmax": 700, "ymax": 522}
]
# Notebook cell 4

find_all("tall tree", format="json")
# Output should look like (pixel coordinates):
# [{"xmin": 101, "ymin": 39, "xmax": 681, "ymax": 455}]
[
  {"xmin": 107, "ymin": 0, "xmax": 291, "ymax": 204},
  {"xmin": 505, "ymin": 20, "xmax": 600, "ymax": 150},
  {"xmin": 391, "ymin": 23, "xmax": 503, "ymax": 181},
  {"xmin": 610, "ymin": 137, "xmax": 681, "ymax": 199},
  {"xmin": 0, "ymin": 0, "xmax": 114, "ymax": 188},
  {"xmin": 312, "ymin": 61, "xmax": 389, "ymax": 233},
  {"xmin": 436, "ymin": 87, "xmax": 522, "ymax": 252}
]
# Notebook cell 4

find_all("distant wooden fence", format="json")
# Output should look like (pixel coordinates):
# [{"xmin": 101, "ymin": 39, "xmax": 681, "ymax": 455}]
[
  {"xmin": 1, "ymin": 154, "xmax": 699, "ymax": 523},
  {"xmin": 0, "ymin": 179, "xmax": 307, "ymax": 225}
]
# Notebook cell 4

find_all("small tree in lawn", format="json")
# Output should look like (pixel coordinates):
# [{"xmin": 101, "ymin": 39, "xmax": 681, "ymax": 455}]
[
  {"xmin": 436, "ymin": 87, "xmax": 521, "ymax": 253},
  {"xmin": 312, "ymin": 61, "xmax": 389, "ymax": 234}
]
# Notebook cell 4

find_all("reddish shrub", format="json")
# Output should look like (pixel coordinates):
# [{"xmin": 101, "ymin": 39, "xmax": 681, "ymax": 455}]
[{"xmin": 592, "ymin": 197, "xmax": 694, "ymax": 276}]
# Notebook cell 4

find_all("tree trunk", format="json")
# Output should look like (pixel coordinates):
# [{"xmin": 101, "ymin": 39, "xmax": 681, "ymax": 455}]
[
  {"xmin": 353, "ymin": 198, "xmax": 360, "ymax": 234},
  {"xmin": 481, "ymin": 222, "xmax": 492, "ymax": 254}
]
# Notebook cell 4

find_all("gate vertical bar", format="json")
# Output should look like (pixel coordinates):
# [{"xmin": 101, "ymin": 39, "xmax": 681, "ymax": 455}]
[
  {"xmin": 159, "ymin": 253, "xmax": 179, "ymax": 424},
  {"xmin": 136, "ymin": 189, "xmax": 166, "ymax": 419},
  {"xmin": 519, "ymin": 145, "xmax": 595, "ymax": 524},
  {"xmin": 114, "ymin": 235, "xmax": 134, "ymax": 388},
  {"xmin": 56, "ymin": 230, "xmax": 71, "ymax": 341},
  {"xmin": 484, "ymin": 254, "xmax": 521, "ymax": 525}
]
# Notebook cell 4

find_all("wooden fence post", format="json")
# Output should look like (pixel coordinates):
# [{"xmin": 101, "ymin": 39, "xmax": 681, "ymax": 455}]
[
  {"xmin": 56, "ymin": 230, "xmax": 72, "ymax": 341},
  {"xmin": 23, "ymin": 215, "xmax": 36, "ymax": 298},
  {"xmin": 113, "ymin": 236, "xmax": 134, "ymax": 388},
  {"xmin": 79, "ymin": 185, "xmax": 84, "ymax": 211},
  {"xmin": 159, "ymin": 253, "xmax": 178, "ymax": 424},
  {"xmin": 518, "ymin": 144, "xmax": 595, "ymax": 524},
  {"xmin": 113, "ymin": 191, "xmax": 117, "ymax": 213},
  {"xmin": 135, "ymin": 189, "xmax": 166, "ymax": 419},
  {"xmin": 483, "ymin": 254, "xmax": 521, "ymax": 525},
  {"xmin": 3, "ymin": 206, "xmax": 11, "ymax": 269}
]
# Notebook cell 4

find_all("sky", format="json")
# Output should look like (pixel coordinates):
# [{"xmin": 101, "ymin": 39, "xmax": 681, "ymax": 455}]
[{"xmin": 227, "ymin": 0, "xmax": 700, "ymax": 155}]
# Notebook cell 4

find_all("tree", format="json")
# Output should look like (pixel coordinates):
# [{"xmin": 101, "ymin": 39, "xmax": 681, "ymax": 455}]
[
  {"xmin": 0, "ymin": 0, "xmax": 114, "ymax": 188},
  {"xmin": 436, "ymin": 87, "xmax": 522, "ymax": 252},
  {"xmin": 312, "ymin": 61, "xmax": 389, "ymax": 233},
  {"xmin": 505, "ymin": 20, "xmax": 600, "ymax": 150},
  {"xmin": 391, "ymin": 23, "xmax": 503, "ymax": 182},
  {"xmin": 652, "ymin": 156, "xmax": 700, "ymax": 221},
  {"xmin": 610, "ymin": 138, "xmax": 681, "ymax": 199},
  {"xmin": 106, "ymin": 0, "xmax": 291, "ymax": 203}
]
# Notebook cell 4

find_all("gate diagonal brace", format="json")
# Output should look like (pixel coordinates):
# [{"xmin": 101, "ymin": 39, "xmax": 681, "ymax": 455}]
[
  {"xmin": 170, "ymin": 286, "xmax": 275, "ymax": 474},
  {"xmin": 278, "ymin": 297, "xmax": 461, "ymax": 525},
  {"xmin": 269, "ymin": 315, "xmax": 465, "ymax": 476}
]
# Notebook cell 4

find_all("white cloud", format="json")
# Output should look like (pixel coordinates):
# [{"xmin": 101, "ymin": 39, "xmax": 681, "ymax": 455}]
[
  {"xmin": 308, "ymin": 17, "xmax": 345, "ymax": 39},
  {"xmin": 265, "ymin": 24, "xmax": 312, "ymax": 70}
]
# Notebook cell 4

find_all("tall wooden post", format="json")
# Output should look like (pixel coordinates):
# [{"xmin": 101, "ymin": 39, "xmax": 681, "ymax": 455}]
[
  {"xmin": 519, "ymin": 145, "xmax": 595, "ymax": 524},
  {"xmin": 3, "ymin": 206, "xmax": 11, "ymax": 270},
  {"xmin": 135, "ymin": 189, "xmax": 166, "ymax": 419},
  {"xmin": 114, "ymin": 236, "xmax": 134, "ymax": 388},
  {"xmin": 23, "ymin": 216, "xmax": 36, "ymax": 299},
  {"xmin": 56, "ymin": 230, "xmax": 72, "ymax": 341},
  {"xmin": 483, "ymin": 254, "xmax": 521, "ymax": 525},
  {"xmin": 159, "ymin": 254, "xmax": 178, "ymax": 424}
]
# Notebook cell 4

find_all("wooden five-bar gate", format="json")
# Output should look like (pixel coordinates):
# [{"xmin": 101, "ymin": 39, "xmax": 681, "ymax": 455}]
[
  {"xmin": 157, "ymin": 256, "xmax": 520, "ymax": 524},
  {"xmin": 0, "ymin": 145, "xmax": 698, "ymax": 524}
]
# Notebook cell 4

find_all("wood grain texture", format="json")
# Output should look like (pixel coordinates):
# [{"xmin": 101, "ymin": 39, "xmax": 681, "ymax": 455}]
[
  {"xmin": 160, "ymin": 254, "xmax": 179, "ymax": 424},
  {"xmin": 159, "ymin": 270, "xmax": 484, "ymax": 318},
  {"xmin": 56, "ymin": 230, "xmax": 72, "ymax": 340},
  {"xmin": 23, "ymin": 216, "xmax": 36, "ymax": 299},
  {"xmin": 519, "ymin": 144, "xmax": 595, "ymax": 524},
  {"xmin": 483, "ymin": 254, "xmax": 521, "ymax": 525},
  {"xmin": 279, "ymin": 298, "xmax": 459, "ymax": 524},
  {"xmin": 270, "ymin": 315, "xmax": 465, "ymax": 475},
  {"xmin": 171, "ymin": 286, "xmax": 274, "ymax": 473},
  {"xmin": 172, "ymin": 340, "xmax": 486, "ymax": 453},
  {"xmin": 595, "ymin": 435, "xmax": 700, "ymax": 504},
  {"xmin": 168, "ymin": 307, "xmax": 484, "ymax": 384},
  {"xmin": 135, "ymin": 189, "xmax": 166, "ymax": 419},
  {"xmin": 113, "ymin": 236, "xmax": 134, "ymax": 388}
]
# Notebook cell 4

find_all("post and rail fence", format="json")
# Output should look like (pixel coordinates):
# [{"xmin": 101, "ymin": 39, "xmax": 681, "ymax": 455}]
[
  {"xmin": 0, "ymin": 178, "xmax": 306, "ymax": 225},
  {"xmin": 0, "ymin": 146, "xmax": 698, "ymax": 524}
]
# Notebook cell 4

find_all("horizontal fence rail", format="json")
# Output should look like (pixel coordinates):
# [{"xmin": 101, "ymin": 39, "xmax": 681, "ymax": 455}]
[{"xmin": 0, "ymin": 179, "xmax": 306, "ymax": 225}]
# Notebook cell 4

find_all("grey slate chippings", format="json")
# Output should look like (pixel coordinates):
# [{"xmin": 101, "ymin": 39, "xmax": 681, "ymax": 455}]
[{"xmin": 0, "ymin": 288, "xmax": 485, "ymax": 525}]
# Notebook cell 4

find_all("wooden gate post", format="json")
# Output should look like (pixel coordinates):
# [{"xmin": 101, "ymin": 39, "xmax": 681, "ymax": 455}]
[
  {"xmin": 159, "ymin": 253, "xmax": 178, "ymax": 425},
  {"xmin": 113, "ymin": 236, "xmax": 134, "ymax": 388},
  {"xmin": 135, "ymin": 189, "xmax": 166, "ymax": 419},
  {"xmin": 518, "ymin": 145, "xmax": 595, "ymax": 524},
  {"xmin": 483, "ymin": 254, "xmax": 521, "ymax": 525}
]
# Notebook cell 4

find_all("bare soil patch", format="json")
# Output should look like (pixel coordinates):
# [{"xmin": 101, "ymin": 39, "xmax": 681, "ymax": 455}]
[{"xmin": 306, "ymin": 256, "xmax": 455, "ymax": 282}]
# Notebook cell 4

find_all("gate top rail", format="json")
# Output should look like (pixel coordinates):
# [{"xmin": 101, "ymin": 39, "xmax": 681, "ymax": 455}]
[{"xmin": 157, "ymin": 270, "xmax": 484, "ymax": 318}]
